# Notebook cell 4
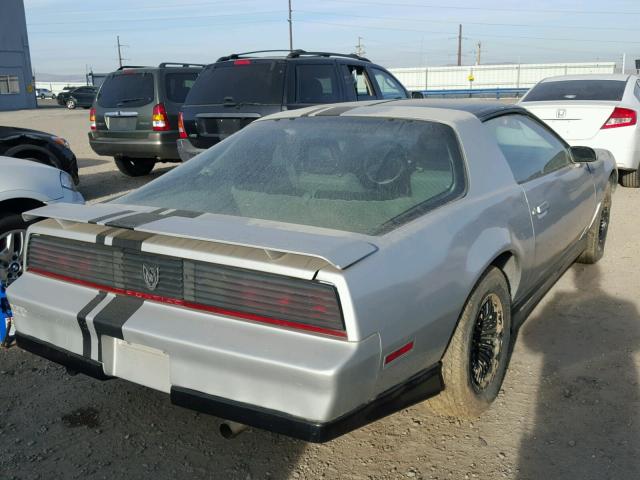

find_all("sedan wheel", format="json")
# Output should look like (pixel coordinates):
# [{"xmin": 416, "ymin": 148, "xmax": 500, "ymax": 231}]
[
  {"xmin": 0, "ymin": 219, "xmax": 27, "ymax": 287},
  {"xmin": 66, "ymin": 99, "xmax": 76, "ymax": 109},
  {"xmin": 428, "ymin": 267, "xmax": 512, "ymax": 418}
]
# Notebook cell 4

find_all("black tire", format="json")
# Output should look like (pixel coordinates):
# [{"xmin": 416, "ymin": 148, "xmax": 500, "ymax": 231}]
[
  {"xmin": 40, "ymin": 94, "xmax": 45, "ymax": 99},
  {"xmin": 114, "ymin": 157, "xmax": 155, "ymax": 177},
  {"xmin": 0, "ymin": 213, "xmax": 35, "ymax": 287},
  {"xmin": 619, "ymin": 169, "xmax": 640, "ymax": 188},
  {"xmin": 66, "ymin": 99, "xmax": 76, "ymax": 109},
  {"xmin": 577, "ymin": 182, "xmax": 612, "ymax": 264},
  {"xmin": 52, "ymin": 94, "xmax": 56, "ymax": 99},
  {"xmin": 428, "ymin": 267, "xmax": 512, "ymax": 418}
]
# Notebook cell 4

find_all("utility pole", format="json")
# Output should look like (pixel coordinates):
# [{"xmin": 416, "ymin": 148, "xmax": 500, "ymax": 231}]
[
  {"xmin": 117, "ymin": 36, "xmax": 123, "ymax": 68},
  {"xmin": 475, "ymin": 41, "xmax": 481, "ymax": 65},
  {"xmin": 457, "ymin": 24, "xmax": 462, "ymax": 66},
  {"xmin": 622, "ymin": 52, "xmax": 626, "ymax": 73},
  {"xmin": 355, "ymin": 37, "xmax": 365, "ymax": 57},
  {"xmin": 288, "ymin": 0, "xmax": 293, "ymax": 51}
]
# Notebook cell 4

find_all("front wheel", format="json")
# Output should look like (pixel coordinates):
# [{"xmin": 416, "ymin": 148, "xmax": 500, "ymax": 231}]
[
  {"xmin": 0, "ymin": 214, "xmax": 33, "ymax": 287},
  {"xmin": 114, "ymin": 157, "xmax": 155, "ymax": 177},
  {"xmin": 428, "ymin": 267, "xmax": 512, "ymax": 418},
  {"xmin": 66, "ymin": 99, "xmax": 76, "ymax": 109}
]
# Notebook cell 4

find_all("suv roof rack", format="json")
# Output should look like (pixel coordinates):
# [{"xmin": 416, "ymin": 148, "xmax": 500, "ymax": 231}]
[
  {"xmin": 216, "ymin": 49, "xmax": 371, "ymax": 63},
  {"xmin": 116, "ymin": 65, "xmax": 150, "ymax": 70},
  {"xmin": 158, "ymin": 62, "xmax": 206, "ymax": 68}
]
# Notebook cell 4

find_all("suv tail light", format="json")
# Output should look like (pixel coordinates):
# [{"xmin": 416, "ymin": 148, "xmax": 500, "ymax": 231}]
[
  {"xmin": 602, "ymin": 107, "xmax": 637, "ymax": 129},
  {"xmin": 178, "ymin": 111, "xmax": 187, "ymax": 139},
  {"xmin": 89, "ymin": 107, "xmax": 96, "ymax": 131},
  {"xmin": 152, "ymin": 103, "xmax": 170, "ymax": 131}
]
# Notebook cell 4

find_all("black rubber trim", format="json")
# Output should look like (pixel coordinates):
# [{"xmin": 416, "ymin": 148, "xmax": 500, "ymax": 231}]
[
  {"xmin": 171, "ymin": 363, "xmax": 443, "ymax": 443},
  {"xmin": 16, "ymin": 333, "xmax": 111, "ymax": 380}
]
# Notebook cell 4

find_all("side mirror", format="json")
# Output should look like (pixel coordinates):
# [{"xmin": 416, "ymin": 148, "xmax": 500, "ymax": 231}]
[
  {"xmin": 571, "ymin": 146, "xmax": 597, "ymax": 163},
  {"xmin": 411, "ymin": 91, "xmax": 425, "ymax": 99}
]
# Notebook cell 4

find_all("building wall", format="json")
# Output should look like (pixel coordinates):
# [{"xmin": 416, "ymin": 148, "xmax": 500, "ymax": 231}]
[
  {"xmin": 0, "ymin": 0, "xmax": 36, "ymax": 111},
  {"xmin": 390, "ymin": 62, "xmax": 618, "ymax": 92}
]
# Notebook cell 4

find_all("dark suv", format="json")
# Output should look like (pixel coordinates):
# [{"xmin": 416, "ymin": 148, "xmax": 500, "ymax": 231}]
[
  {"xmin": 177, "ymin": 50, "xmax": 409, "ymax": 161},
  {"xmin": 88, "ymin": 63, "xmax": 204, "ymax": 176}
]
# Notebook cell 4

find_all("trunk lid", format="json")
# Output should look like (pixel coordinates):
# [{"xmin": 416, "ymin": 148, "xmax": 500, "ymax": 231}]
[{"xmin": 522, "ymin": 101, "xmax": 618, "ymax": 141}]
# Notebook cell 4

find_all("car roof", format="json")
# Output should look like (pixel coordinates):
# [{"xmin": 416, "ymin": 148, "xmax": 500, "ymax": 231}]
[
  {"xmin": 539, "ymin": 74, "xmax": 633, "ymax": 82},
  {"xmin": 266, "ymin": 99, "xmax": 526, "ymax": 122}
]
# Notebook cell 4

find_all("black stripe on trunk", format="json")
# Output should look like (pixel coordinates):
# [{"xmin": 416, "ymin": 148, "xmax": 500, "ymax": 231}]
[
  {"xmin": 93, "ymin": 295, "xmax": 145, "ymax": 361},
  {"xmin": 76, "ymin": 291, "xmax": 107, "ymax": 358}
]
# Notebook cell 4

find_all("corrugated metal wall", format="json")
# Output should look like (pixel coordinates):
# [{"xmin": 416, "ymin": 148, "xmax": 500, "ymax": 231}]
[{"xmin": 389, "ymin": 62, "xmax": 618, "ymax": 91}]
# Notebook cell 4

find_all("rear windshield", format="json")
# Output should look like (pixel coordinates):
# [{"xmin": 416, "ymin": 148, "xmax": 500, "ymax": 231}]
[
  {"xmin": 185, "ymin": 61, "xmax": 285, "ymax": 105},
  {"xmin": 164, "ymin": 72, "xmax": 198, "ymax": 103},
  {"xmin": 117, "ymin": 117, "xmax": 466, "ymax": 235},
  {"xmin": 523, "ymin": 80, "xmax": 626, "ymax": 102},
  {"xmin": 97, "ymin": 72, "xmax": 155, "ymax": 108}
]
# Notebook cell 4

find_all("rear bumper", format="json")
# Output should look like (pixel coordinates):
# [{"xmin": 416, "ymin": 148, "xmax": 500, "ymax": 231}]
[
  {"xmin": 8, "ymin": 272, "xmax": 402, "ymax": 437},
  {"xmin": 16, "ymin": 331, "xmax": 442, "ymax": 442},
  {"xmin": 88, "ymin": 131, "xmax": 180, "ymax": 160},
  {"xmin": 177, "ymin": 138, "xmax": 205, "ymax": 162}
]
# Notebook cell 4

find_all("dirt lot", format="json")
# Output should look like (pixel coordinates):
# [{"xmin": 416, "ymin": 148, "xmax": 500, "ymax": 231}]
[{"xmin": 0, "ymin": 106, "xmax": 639, "ymax": 480}]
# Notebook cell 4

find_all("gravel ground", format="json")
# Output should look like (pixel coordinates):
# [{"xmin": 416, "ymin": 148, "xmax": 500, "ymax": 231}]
[{"xmin": 1, "ymin": 105, "xmax": 639, "ymax": 480}]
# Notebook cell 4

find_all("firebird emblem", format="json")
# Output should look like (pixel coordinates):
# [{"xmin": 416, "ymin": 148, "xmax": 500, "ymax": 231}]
[{"xmin": 142, "ymin": 264, "xmax": 160, "ymax": 291}]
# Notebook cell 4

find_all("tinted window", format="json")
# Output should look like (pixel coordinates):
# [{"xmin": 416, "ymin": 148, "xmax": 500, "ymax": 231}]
[
  {"xmin": 296, "ymin": 64, "xmax": 340, "ymax": 103},
  {"xmin": 523, "ymin": 80, "xmax": 626, "ymax": 102},
  {"xmin": 634, "ymin": 81, "xmax": 640, "ymax": 102},
  {"xmin": 484, "ymin": 114, "xmax": 572, "ymax": 183},
  {"xmin": 186, "ymin": 62, "xmax": 285, "ymax": 105},
  {"xmin": 97, "ymin": 72, "xmax": 155, "ymax": 108},
  {"xmin": 119, "ymin": 117, "xmax": 466, "ymax": 235},
  {"xmin": 165, "ymin": 72, "xmax": 198, "ymax": 103},
  {"xmin": 371, "ymin": 68, "xmax": 407, "ymax": 99}
]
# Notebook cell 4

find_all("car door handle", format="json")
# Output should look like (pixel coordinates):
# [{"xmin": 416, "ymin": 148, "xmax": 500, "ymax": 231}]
[{"xmin": 533, "ymin": 201, "xmax": 550, "ymax": 217}]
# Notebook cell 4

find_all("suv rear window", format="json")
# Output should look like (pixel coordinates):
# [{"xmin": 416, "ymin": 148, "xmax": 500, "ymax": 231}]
[
  {"xmin": 118, "ymin": 117, "xmax": 466, "ymax": 235},
  {"xmin": 523, "ymin": 80, "xmax": 626, "ymax": 102},
  {"xmin": 185, "ymin": 61, "xmax": 285, "ymax": 105},
  {"xmin": 97, "ymin": 72, "xmax": 155, "ymax": 108},
  {"xmin": 165, "ymin": 72, "xmax": 198, "ymax": 103}
]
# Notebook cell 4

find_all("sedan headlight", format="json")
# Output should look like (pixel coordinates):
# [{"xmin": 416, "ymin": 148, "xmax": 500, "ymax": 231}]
[
  {"xmin": 51, "ymin": 136, "xmax": 70, "ymax": 149},
  {"xmin": 60, "ymin": 171, "xmax": 76, "ymax": 191}
]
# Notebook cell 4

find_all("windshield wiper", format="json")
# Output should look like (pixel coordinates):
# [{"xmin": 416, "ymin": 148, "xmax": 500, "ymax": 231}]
[{"xmin": 116, "ymin": 97, "xmax": 145, "ymax": 106}]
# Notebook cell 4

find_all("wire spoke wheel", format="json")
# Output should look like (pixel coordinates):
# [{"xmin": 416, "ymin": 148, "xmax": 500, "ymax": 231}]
[
  {"xmin": 470, "ymin": 293, "xmax": 505, "ymax": 392},
  {"xmin": 0, "ymin": 229, "xmax": 26, "ymax": 286}
]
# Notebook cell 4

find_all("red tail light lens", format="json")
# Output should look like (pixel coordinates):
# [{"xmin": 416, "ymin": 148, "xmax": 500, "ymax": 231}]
[
  {"xmin": 152, "ymin": 103, "xmax": 170, "ymax": 131},
  {"xmin": 602, "ymin": 107, "xmax": 637, "ymax": 129},
  {"xmin": 89, "ymin": 107, "xmax": 96, "ymax": 131},
  {"xmin": 178, "ymin": 111, "xmax": 187, "ymax": 139}
]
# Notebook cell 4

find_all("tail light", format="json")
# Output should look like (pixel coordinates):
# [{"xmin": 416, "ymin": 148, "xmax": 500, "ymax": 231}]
[
  {"xmin": 234, "ymin": 59, "xmax": 251, "ymax": 66},
  {"xmin": 152, "ymin": 103, "xmax": 170, "ymax": 131},
  {"xmin": 89, "ymin": 107, "xmax": 96, "ymax": 131},
  {"xmin": 178, "ymin": 111, "xmax": 187, "ymax": 139},
  {"xmin": 602, "ymin": 107, "xmax": 637, "ymax": 129},
  {"xmin": 27, "ymin": 235, "xmax": 347, "ymax": 339}
]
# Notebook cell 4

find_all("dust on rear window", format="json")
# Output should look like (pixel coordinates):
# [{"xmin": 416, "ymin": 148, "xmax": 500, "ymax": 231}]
[
  {"xmin": 185, "ymin": 61, "xmax": 285, "ymax": 106},
  {"xmin": 523, "ymin": 80, "xmax": 627, "ymax": 102},
  {"xmin": 117, "ymin": 117, "xmax": 467, "ymax": 235},
  {"xmin": 97, "ymin": 72, "xmax": 155, "ymax": 108}
]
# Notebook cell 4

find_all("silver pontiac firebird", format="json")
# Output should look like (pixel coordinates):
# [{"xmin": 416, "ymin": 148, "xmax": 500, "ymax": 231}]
[{"xmin": 8, "ymin": 100, "xmax": 616, "ymax": 442}]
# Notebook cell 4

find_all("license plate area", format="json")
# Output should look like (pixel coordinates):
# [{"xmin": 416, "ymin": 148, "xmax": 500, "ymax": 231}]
[{"xmin": 105, "ymin": 112, "xmax": 138, "ymax": 131}]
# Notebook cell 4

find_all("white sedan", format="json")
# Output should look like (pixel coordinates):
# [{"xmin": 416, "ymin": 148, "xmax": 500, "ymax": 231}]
[{"xmin": 520, "ymin": 74, "xmax": 639, "ymax": 187}]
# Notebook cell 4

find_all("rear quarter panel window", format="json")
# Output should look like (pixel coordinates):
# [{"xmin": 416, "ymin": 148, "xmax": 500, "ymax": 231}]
[
  {"xmin": 295, "ymin": 64, "xmax": 341, "ymax": 104},
  {"xmin": 164, "ymin": 72, "xmax": 198, "ymax": 103}
]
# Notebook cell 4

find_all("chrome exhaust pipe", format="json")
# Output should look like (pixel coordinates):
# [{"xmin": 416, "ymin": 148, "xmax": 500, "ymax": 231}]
[{"xmin": 219, "ymin": 421, "xmax": 248, "ymax": 439}]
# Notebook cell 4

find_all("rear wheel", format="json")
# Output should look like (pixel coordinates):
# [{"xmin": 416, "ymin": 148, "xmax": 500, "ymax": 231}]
[
  {"xmin": 114, "ymin": 157, "xmax": 155, "ymax": 177},
  {"xmin": 619, "ymin": 169, "xmax": 640, "ymax": 188},
  {"xmin": 428, "ymin": 267, "xmax": 512, "ymax": 418},
  {"xmin": 577, "ymin": 182, "xmax": 612, "ymax": 264}
]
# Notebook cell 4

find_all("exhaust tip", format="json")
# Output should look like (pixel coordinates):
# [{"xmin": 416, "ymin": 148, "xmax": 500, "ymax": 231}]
[{"xmin": 220, "ymin": 421, "xmax": 248, "ymax": 439}]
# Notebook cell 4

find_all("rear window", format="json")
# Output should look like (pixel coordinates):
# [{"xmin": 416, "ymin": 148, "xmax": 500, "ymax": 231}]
[
  {"xmin": 164, "ymin": 72, "xmax": 198, "ymax": 103},
  {"xmin": 523, "ymin": 80, "xmax": 626, "ymax": 102},
  {"xmin": 185, "ymin": 61, "xmax": 285, "ymax": 105},
  {"xmin": 97, "ymin": 72, "xmax": 155, "ymax": 108},
  {"xmin": 117, "ymin": 117, "xmax": 466, "ymax": 235}
]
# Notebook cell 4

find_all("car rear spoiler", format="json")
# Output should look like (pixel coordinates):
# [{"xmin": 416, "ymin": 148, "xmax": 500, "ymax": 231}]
[{"xmin": 23, "ymin": 203, "xmax": 378, "ymax": 270}]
